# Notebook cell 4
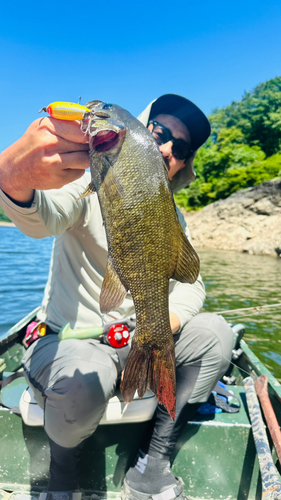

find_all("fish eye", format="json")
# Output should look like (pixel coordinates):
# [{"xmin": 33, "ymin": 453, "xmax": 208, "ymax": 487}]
[{"xmin": 103, "ymin": 103, "xmax": 113, "ymax": 110}]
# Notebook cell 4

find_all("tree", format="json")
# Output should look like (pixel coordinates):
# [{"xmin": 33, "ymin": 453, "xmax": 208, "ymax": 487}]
[
  {"xmin": 174, "ymin": 77, "xmax": 281, "ymax": 211},
  {"xmin": 0, "ymin": 207, "xmax": 11, "ymax": 223},
  {"xmin": 209, "ymin": 77, "xmax": 281, "ymax": 156}
]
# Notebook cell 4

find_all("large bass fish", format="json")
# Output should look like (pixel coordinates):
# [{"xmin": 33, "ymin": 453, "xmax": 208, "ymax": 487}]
[{"xmin": 80, "ymin": 101, "xmax": 200, "ymax": 419}]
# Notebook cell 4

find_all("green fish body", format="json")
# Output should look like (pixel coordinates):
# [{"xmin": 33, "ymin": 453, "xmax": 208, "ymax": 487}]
[{"xmin": 81, "ymin": 101, "xmax": 200, "ymax": 419}]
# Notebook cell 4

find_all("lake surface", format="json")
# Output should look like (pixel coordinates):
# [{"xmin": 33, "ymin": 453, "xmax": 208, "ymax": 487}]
[
  {"xmin": 0, "ymin": 226, "xmax": 53, "ymax": 335},
  {"xmin": 1, "ymin": 226, "xmax": 281, "ymax": 382}
]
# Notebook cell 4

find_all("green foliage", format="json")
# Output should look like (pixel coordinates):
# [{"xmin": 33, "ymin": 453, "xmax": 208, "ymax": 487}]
[
  {"xmin": 0, "ymin": 207, "xmax": 11, "ymax": 223},
  {"xmin": 209, "ymin": 76, "xmax": 281, "ymax": 157},
  {"xmin": 175, "ymin": 76, "xmax": 281, "ymax": 211}
]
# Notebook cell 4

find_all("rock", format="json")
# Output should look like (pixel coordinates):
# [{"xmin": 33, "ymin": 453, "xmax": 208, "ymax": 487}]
[{"xmin": 183, "ymin": 179, "xmax": 281, "ymax": 258}]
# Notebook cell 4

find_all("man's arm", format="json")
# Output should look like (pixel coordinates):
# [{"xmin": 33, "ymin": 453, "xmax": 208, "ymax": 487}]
[
  {"xmin": 169, "ymin": 276, "xmax": 206, "ymax": 333},
  {"xmin": 0, "ymin": 117, "xmax": 89, "ymax": 204},
  {"xmin": 170, "ymin": 312, "xmax": 181, "ymax": 334}
]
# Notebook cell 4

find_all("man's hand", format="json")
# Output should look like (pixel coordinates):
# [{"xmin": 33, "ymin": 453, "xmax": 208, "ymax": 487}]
[
  {"xmin": 170, "ymin": 312, "xmax": 181, "ymax": 334},
  {"xmin": 0, "ymin": 117, "xmax": 90, "ymax": 204}
]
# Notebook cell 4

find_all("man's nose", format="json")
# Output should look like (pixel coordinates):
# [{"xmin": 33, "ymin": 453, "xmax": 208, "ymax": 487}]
[{"xmin": 159, "ymin": 141, "xmax": 173, "ymax": 157}]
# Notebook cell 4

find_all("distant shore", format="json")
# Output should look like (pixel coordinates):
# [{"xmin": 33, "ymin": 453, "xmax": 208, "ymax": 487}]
[
  {"xmin": 0, "ymin": 221, "xmax": 15, "ymax": 227},
  {"xmin": 184, "ymin": 178, "xmax": 281, "ymax": 258},
  {"xmin": 1, "ymin": 179, "xmax": 281, "ymax": 257}
]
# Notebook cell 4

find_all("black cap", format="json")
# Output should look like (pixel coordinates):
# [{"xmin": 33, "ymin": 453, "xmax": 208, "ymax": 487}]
[{"xmin": 150, "ymin": 94, "xmax": 211, "ymax": 151}]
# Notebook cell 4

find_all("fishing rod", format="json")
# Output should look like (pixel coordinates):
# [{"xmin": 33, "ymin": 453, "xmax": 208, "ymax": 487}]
[{"xmin": 216, "ymin": 302, "xmax": 281, "ymax": 316}]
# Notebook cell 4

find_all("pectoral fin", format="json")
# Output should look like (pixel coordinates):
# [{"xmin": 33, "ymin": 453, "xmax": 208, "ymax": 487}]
[
  {"xmin": 100, "ymin": 259, "xmax": 128, "ymax": 313},
  {"xmin": 172, "ymin": 231, "xmax": 200, "ymax": 284},
  {"xmin": 102, "ymin": 164, "xmax": 124, "ymax": 199},
  {"xmin": 76, "ymin": 181, "xmax": 96, "ymax": 201}
]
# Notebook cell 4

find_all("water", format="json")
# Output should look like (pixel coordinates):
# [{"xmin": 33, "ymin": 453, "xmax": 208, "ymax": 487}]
[
  {"xmin": 199, "ymin": 249, "xmax": 281, "ymax": 382},
  {"xmin": 0, "ymin": 226, "xmax": 53, "ymax": 334},
  {"xmin": 1, "ymin": 227, "xmax": 281, "ymax": 382}
]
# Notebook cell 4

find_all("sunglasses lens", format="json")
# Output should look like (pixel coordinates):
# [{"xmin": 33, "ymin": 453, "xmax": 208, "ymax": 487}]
[
  {"xmin": 172, "ymin": 140, "xmax": 191, "ymax": 160},
  {"xmin": 152, "ymin": 132, "xmax": 163, "ymax": 145},
  {"xmin": 152, "ymin": 127, "xmax": 171, "ymax": 145},
  {"xmin": 149, "ymin": 121, "xmax": 192, "ymax": 160}
]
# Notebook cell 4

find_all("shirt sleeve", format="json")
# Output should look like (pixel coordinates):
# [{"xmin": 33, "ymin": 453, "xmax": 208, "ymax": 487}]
[
  {"xmin": 168, "ymin": 207, "xmax": 206, "ymax": 329},
  {"xmin": 0, "ymin": 174, "xmax": 90, "ymax": 239}
]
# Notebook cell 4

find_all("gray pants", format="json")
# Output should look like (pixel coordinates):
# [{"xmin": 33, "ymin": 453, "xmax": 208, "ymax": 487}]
[{"xmin": 22, "ymin": 313, "xmax": 234, "ymax": 448}]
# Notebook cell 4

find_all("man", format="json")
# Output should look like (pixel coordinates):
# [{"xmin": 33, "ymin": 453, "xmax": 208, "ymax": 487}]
[{"xmin": 0, "ymin": 95, "xmax": 234, "ymax": 500}]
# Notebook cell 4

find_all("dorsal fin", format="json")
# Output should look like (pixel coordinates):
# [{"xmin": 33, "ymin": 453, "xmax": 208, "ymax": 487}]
[
  {"xmin": 100, "ymin": 259, "xmax": 128, "ymax": 313},
  {"xmin": 172, "ymin": 231, "xmax": 200, "ymax": 284}
]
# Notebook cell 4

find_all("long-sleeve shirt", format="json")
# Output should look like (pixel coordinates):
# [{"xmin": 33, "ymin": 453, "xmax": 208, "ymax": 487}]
[{"xmin": 0, "ymin": 172, "xmax": 206, "ymax": 332}]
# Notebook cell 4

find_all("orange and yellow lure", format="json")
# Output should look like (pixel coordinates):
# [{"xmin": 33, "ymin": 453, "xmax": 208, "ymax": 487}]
[{"xmin": 39, "ymin": 101, "xmax": 91, "ymax": 121}]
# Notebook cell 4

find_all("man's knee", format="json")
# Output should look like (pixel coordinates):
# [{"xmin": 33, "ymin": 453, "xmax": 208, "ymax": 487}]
[
  {"xmin": 199, "ymin": 313, "xmax": 235, "ymax": 357},
  {"xmin": 178, "ymin": 313, "xmax": 234, "ymax": 354},
  {"xmin": 175, "ymin": 313, "xmax": 235, "ymax": 380},
  {"xmin": 44, "ymin": 355, "xmax": 117, "ymax": 447},
  {"xmin": 25, "ymin": 339, "xmax": 118, "ymax": 447}
]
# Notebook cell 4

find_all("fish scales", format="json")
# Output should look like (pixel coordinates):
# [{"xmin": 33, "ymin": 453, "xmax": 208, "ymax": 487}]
[{"xmin": 80, "ymin": 102, "xmax": 200, "ymax": 419}]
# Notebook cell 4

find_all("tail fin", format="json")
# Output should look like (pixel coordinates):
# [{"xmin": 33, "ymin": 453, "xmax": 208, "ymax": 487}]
[{"xmin": 120, "ymin": 341, "xmax": 176, "ymax": 420}]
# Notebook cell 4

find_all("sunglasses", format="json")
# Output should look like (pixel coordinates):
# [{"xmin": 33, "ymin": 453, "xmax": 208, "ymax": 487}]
[{"xmin": 148, "ymin": 120, "xmax": 193, "ymax": 161}]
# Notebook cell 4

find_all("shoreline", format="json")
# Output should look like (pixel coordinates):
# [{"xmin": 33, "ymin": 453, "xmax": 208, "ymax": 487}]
[
  {"xmin": 0, "ymin": 221, "xmax": 15, "ymax": 227},
  {"xmin": 183, "ymin": 179, "xmax": 281, "ymax": 258},
  {"xmin": 2, "ymin": 180, "xmax": 281, "ymax": 257}
]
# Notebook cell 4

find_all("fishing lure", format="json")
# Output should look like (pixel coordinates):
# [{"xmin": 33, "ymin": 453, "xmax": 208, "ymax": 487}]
[{"xmin": 39, "ymin": 101, "xmax": 91, "ymax": 120}]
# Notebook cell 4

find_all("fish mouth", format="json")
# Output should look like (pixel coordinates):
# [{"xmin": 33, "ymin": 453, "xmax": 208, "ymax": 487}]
[{"xmin": 90, "ymin": 130, "xmax": 121, "ymax": 152}]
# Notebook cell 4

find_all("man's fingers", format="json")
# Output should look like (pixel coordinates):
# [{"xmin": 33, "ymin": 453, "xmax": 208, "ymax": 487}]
[
  {"xmin": 60, "ymin": 168, "xmax": 86, "ymax": 185},
  {"xmin": 0, "ymin": 116, "xmax": 92, "ymax": 199},
  {"xmin": 33, "ymin": 151, "xmax": 89, "ymax": 190},
  {"xmin": 60, "ymin": 151, "xmax": 90, "ymax": 170},
  {"xmin": 50, "ymin": 136, "xmax": 90, "ymax": 155},
  {"xmin": 37, "ymin": 116, "xmax": 89, "ymax": 144}
]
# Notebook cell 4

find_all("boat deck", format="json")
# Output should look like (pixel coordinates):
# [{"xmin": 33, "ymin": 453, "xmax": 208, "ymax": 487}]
[
  {"xmin": 0, "ymin": 313, "xmax": 280, "ymax": 500},
  {"xmin": 0, "ymin": 379, "xmax": 271, "ymax": 500}
]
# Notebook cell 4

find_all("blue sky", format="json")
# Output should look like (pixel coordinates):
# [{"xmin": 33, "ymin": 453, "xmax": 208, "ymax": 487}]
[{"xmin": 0, "ymin": 0, "xmax": 280, "ymax": 151}]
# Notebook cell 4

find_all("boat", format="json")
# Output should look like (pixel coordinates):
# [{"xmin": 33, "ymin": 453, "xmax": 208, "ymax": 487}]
[{"xmin": 0, "ymin": 307, "xmax": 281, "ymax": 500}]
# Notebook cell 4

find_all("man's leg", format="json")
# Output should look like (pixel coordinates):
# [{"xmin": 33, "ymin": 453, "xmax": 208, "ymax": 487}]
[
  {"xmin": 123, "ymin": 313, "xmax": 234, "ymax": 498},
  {"xmin": 22, "ymin": 335, "xmax": 119, "ymax": 491}
]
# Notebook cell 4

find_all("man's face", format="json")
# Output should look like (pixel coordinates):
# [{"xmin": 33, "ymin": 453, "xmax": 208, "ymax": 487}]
[{"xmin": 148, "ymin": 114, "xmax": 191, "ymax": 181}]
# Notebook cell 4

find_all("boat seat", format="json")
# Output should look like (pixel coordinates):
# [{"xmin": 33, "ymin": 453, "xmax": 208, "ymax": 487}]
[{"xmin": 19, "ymin": 385, "xmax": 158, "ymax": 426}]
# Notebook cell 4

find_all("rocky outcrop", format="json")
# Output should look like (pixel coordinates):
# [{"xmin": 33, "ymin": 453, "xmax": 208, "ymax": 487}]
[{"xmin": 183, "ymin": 179, "xmax": 281, "ymax": 257}]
